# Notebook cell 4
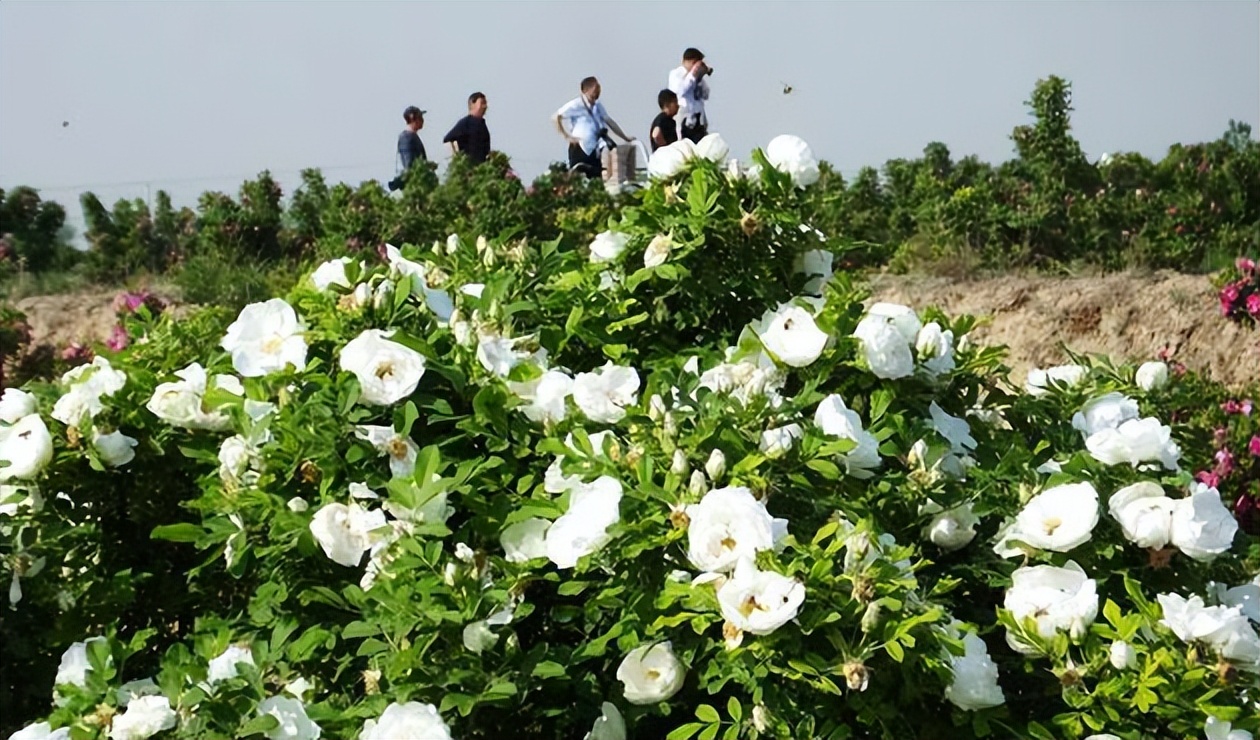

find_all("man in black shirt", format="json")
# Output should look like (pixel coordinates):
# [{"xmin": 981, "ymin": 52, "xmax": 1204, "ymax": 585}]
[
  {"xmin": 650, "ymin": 89, "xmax": 680, "ymax": 152},
  {"xmin": 443, "ymin": 92, "xmax": 491, "ymax": 165},
  {"xmin": 389, "ymin": 105, "xmax": 426, "ymax": 191}
]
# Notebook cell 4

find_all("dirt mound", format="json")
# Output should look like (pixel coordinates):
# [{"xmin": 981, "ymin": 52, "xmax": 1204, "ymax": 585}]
[
  {"xmin": 870, "ymin": 270, "xmax": 1258, "ymax": 388},
  {"xmin": 9, "ymin": 271, "xmax": 1258, "ymax": 388}
]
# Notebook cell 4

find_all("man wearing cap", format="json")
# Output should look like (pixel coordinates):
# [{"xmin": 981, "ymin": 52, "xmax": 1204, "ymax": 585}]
[
  {"xmin": 443, "ymin": 92, "xmax": 492, "ymax": 165},
  {"xmin": 390, "ymin": 106, "xmax": 427, "ymax": 191},
  {"xmin": 668, "ymin": 47, "xmax": 713, "ymax": 143}
]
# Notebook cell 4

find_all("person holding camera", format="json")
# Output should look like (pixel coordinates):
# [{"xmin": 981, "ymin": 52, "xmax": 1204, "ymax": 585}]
[
  {"xmin": 389, "ymin": 105, "xmax": 427, "ymax": 192},
  {"xmin": 668, "ymin": 47, "xmax": 713, "ymax": 143},
  {"xmin": 553, "ymin": 76, "xmax": 635, "ymax": 179}
]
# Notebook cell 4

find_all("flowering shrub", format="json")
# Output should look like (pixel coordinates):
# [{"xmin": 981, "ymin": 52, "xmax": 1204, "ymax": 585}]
[
  {"xmin": 1217, "ymin": 257, "xmax": 1260, "ymax": 329},
  {"xmin": 1, "ymin": 137, "xmax": 1258, "ymax": 740}
]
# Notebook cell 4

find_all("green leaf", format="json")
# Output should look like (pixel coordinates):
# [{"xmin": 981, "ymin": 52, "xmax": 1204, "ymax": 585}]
[
  {"xmin": 695, "ymin": 704, "xmax": 720, "ymax": 723},
  {"xmin": 239, "ymin": 714, "xmax": 280, "ymax": 737},
  {"xmin": 531, "ymin": 661, "xmax": 568, "ymax": 679},
  {"xmin": 726, "ymin": 696, "xmax": 742, "ymax": 722},
  {"xmin": 150, "ymin": 523, "xmax": 203, "ymax": 543},
  {"xmin": 667, "ymin": 723, "xmax": 704, "ymax": 740}
]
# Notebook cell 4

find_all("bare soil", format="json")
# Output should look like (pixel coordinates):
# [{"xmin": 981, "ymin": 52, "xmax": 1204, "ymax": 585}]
[{"xmin": 10, "ymin": 271, "xmax": 1258, "ymax": 387}]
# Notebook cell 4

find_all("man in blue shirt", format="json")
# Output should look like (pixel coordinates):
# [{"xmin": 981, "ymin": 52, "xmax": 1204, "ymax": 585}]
[
  {"xmin": 389, "ymin": 106, "xmax": 426, "ymax": 191},
  {"xmin": 553, "ymin": 77, "xmax": 635, "ymax": 179},
  {"xmin": 443, "ymin": 92, "xmax": 492, "ymax": 165}
]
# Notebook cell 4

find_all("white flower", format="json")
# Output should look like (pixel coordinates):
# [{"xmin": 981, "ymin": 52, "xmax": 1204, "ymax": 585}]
[
  {"xmin": 545, "ymin": 476, "xmax": 622, "ymax": 568},
  {"xmin": 9, "ymin": 723, "xmax": 70, "ymax": 740},
  {"xmin": 109, "ymin": 695, "xmax": 176, "ymax": 740},
  {"xmin": 284, "ymin": 677, "xmax": 313, "ymax": 699},
  {"xmin": 755, "ymin": 304, "xmax": 828, "ymax": 368},
  {"xmin": 309, "ymin": 257, "xmax": 353, "ymax": 291},
  {"xmin": 354, "ymin": 425, "xmax": 418, "ymax": 479},
  {"xmin": 915, "ymin": 322, "xmax": 955, "ymax": 376},
  {"xmin": 55, "ymin": 636, "xmax": 106, "ymax": 688},
  {"xmin": 339, "ymin": 329, "xmax": 426, "ymax": 405},
  {"xmin": 1158, "ymin": 593, "xmax": 1260, "ymax": 666},
  {"xmin": 1086, "ymin": 417, "xmax": 1181, "ymax": 470},
  {"xmin": 146, "ymin": 364, "xmax": 242, "ymax": 430},
  {"xmin": 1135, "ymin": 361, "xmax": 1169, "ymax": 391},
  {"xmin": 929, "ymin": 402, "xmax": 977, "ymax": 454},
  {"xmin": 0, "ymin": 414, "xmax": 53, "ymax": 481},
  {"xmin": 463, "ymin": 620, "xmax": 499, "ymax": 654},
  {"xmin": 643, "ymin": 234, "xmax": 672, "ymax": 268},
  {"xmin": 0, "ymin": 389, "xmax": 37, "ymax": 424},
  {"xmin": 686, "ymin": 487, "xmax": 778, "ymax": 573},
  {"xmin": 765, "ymin": 134, "xmax": 820, "ymax": 188},
  {"xmin": 704, "ymin": 449, "xmax": 726, "ymax": 482},
  {"xmin": 814, "ymin": 394, "xmax": 882, "ymax": 478},
  {"xmin": 1170, "ymin": 483, "xmax": 1239, "ymax": 561},
  {"xmin": 508, "ymin": 369, "xmax": 573, "ymax": 424},
  {"xmin": 589, "ymin": 230, "xmax": 631, "ymax": 263},
  {"xmin": 1108, "ymin": 481, "xmax": 1175, "ymax": 549},
  {"xmin": 922, "ymin": 501, "xmax": 979, "ymax": 551},
  {"xmin": 1218, "ymin": 582, "xmax": 1260, "ymax": 623},
  {"xmin": 221, "ymin": 299, "xmax": 308, "ymax": 377},
  {"xmin": 717, "ymin": 558, "xmax": 806, "ymax": 634},
  {"xmin": 1006, "ymin": 482, "xmax": 1099, "ymax": 553},
  {"xmin": 286, "ymin": 497, "xmax": 309, "ymax": 513},
  {"xmin": 759, "ymin": 424, "xmax": 802, "ymax": 459},
  {"xmin": 257, "ymin": 696, "xmax": 321, "ymax": 740},
  {"xmin": 794, "ymin": 249, "xmax": 833, "ymax": 296},
  {"xmin": 853, "ymin": 314, "xmax": 915, "ymax": 380},
  {"xmin": 1025, "ymin": 364, "xmax": 1088, "ymax": 396},
  {"xmin": 698, "ymin": 354, "xmax": 786, "ymax": 408},
  {"xmin": 361, "ymin": 702, "xmax": 452, "ymax": 740},
  {"xmin": 52, "ymin": 357, "xmax": 128, "ymax": 426},
  {"xmin": 1109, "ymin": 640, "xmax": 1137, "ymax": 670},
  {"xmin": 207, "ymin": 644, "xmax": 254, "ymax": 685},
  {"xmin": 308, "ymin": 502, "xmax": 387, "ymax": 567},
  {"xmin": 617, "ymin": 641, "xmax": 686, "ymax": 704},
  {"xmin": 476, "ymin": 335, "xmax": 532, "ymax": 378},
  {"xmin": 944, "ymin": 631, "xmax": 1005, "ymax": 711},
  {"xmin": 1003, "ymin": 561, "xmax": 1099, "ymax": 652},
  {"xmin": 501, "ymin": 518, "xmax": 550, "ymax": 563},
  {"xmin": 1205, "ymin": 717, "xmax": 1254, "ymax": 740},
  {"xmin": 572, "ymin": 364, "xmax": 639, "ymax": 424},
  {"xmin": 93, "ymin": 430, "xmax": 138, "ymax": 468},
  {"xmin": 648, "ymin": 138, "xmax": 696, "ymax": 179},
  {"xmin": 584, "ymin": 702, "xmax": 626, "ymax": 740},
  {"xmin": 694, "ymin": 133, "xmax": 730, "ymax": 162},
  {"xmin": 1072, "ymin": 392, "xmax": 1140, "ymax": 437},
  {"xmin": 867, "ymin": 303, "xmax": 921, "ymax": 343}
]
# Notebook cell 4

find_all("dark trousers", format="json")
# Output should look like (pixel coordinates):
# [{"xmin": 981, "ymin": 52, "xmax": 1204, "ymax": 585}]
[
  {"xmin": 568, "ymin": 143, "xmax": 602, "ymax": 179},
  {"xmin": 681, "ymin": 120, "xmax": 708, "ymax": 144}
]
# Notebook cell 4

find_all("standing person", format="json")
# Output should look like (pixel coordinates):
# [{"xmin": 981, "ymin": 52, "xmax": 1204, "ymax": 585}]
[
  {"xmin": 668, "ymin": 47, "xmax": 713, "ymax": 143},
  {"xmin": 554, "ymin": 76, "xmax": 636, "ymax": 179},
  {"xmin": 389, "ymin": 105, "xmax": 426, "ymax": 191},
  {"xmin": 443, "ymin": 92, "xmax": 491, "ymax": 165},
  {"xmin": 649, "ymin": 89, "xmax": 679, "ymax": 152}
]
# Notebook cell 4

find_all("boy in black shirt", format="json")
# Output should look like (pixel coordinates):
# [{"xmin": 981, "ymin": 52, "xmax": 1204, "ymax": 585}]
[
  {"xmin": 443, "ymin": 92, "xmax": 492, "ymax": 165},
  {"xmin": 650, "ymin": 89, "xmax": 680, "ymax": 152}
]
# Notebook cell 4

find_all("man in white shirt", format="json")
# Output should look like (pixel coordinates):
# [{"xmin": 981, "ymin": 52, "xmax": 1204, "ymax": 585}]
[
  {"xmin": 668, "ymin": 47, "xmax": 712, "ymax": 143},
  {"xmin": 554, "ymin": 76, "xmax": 636, "ymax": 179}
]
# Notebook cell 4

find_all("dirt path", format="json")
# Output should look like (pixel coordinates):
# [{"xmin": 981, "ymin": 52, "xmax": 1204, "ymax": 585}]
[
  {"xmin": 870, "ymin": 270, "xmax": 1257, "ymax": 388},
  {"xmin": 10, "ymin": 271, "xmax": 1258, "ymax": 387}
]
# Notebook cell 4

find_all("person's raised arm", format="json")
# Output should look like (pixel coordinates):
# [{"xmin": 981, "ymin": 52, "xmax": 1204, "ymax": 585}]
[
  {"xmin": 604, "ymin": 116, "xmax": 635, "ymax": 143},
  {"xmin": 669, "ymin": 65, "xmax": 700, "ymax": 99}
]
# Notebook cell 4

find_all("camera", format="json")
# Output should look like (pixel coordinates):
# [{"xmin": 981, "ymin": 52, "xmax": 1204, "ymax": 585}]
[{"xmin": 598, "ymin": 127, "xmax": 617, "ymax": 150}]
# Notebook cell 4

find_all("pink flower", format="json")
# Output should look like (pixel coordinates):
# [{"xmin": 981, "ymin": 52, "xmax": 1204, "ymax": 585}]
[
  {"xmin": 106, "ymin": 324, "xmax": 130, "ymax": 352},
  {"xmin": 1247, "ymin": 293, "xmax": 1260, "ymax": 317},
  {"xmin": 1221, "ymin": 283, "xmax": 1241, "ymax": 315},
  {"xmin": 1214, "ymin": 427, "xmax": 1230, "ymax": 446},
  {"xmin": 1250, "ymin": 436, "xmax": 1260, "ymax": 457},
  {"xmin": 1196, "ymin": 470, "xmax": 1221, "ymax": 489},
  {"xmin": 60, "ymin": 342, "xmax": 93, "ymax": 366},
  {"xmin": 1237, "ymin": 257, "xmax": 1256, "ymax": 273},
  {"xmin": 1244, "ymin": 400, "xmax": 1254, "ymax": 416},
  {"xmin": 1214, "ymin": 447, "xmax": 1236, "ymax": 478}
]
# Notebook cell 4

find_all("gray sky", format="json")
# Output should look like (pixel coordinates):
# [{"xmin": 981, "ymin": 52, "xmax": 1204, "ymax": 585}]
[{"xmin": 2, "ymin": 1, "xmax": 1257, "ymax": 243}]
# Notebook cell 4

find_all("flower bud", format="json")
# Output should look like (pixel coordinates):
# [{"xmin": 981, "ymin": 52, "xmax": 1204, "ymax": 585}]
[
  {"xmin": 670, "ymin": 449, "xmax": 689, "ymax": 477},
  {"xmin": 662, "ymin": 412, "xmax": 678, "ymax": 439},
  {"xmin": 860, "ymin": 602, "xmax": 883, "ymax": 634},
  {"xmin": 1109, "ymin": 640, "xmax": 1136, "ymax": 670},
  {"xmin": 688, "ymin": 470, "xmax": 707, "ymax": 497},
  {"xmin": 476, "ymin": 235, "xmax": 488, "ymax": 254},
  {"xmin": 648, "ymin": 394, "xmax": 666, "ymax": 421},
  {"xmin": 842, "ymin": 661, "xmax": 869, "ymax": 692},
  {"xmin": 705, "ymin": 449, "xmax": 726, "ymax": 482},
  {"xmin": 446, "ymin": 234, "xmax": 460, "ymax": 254},
  {"xmin": 483, "ymin": 246, "xmax": 496, "ymax": 268}
]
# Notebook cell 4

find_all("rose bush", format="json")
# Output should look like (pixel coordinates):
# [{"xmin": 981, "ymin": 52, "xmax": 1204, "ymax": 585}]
[{"xmin": 1, "ymin": 138, "xmax": 1257, "ymax": 740}]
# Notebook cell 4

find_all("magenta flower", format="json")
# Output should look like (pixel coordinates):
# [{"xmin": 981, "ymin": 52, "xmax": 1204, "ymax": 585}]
[
  {"xmin": 1247, "ymin": 293, "xmax": 1260, "ymax": 317},
  {"xmin": 1250, "ymin": 435, "xmax": 1260, "ymax": 457},
  {"xmin": 1213, "ymin": 447, "xmax": 1235, "ymax": 478},
  {"xmin": 1220, "ymin": 283, "xmax": 1241, "ymax": 315},
  {"xmin": 1237, "ymin": 257, "xmax": 1256, "ymax": 273},
  {"xmin": 1196, "ymin": 470, "xmax": 1222, "ymax": 489},
  {"xmin": 1236, "ymin": 492, "xmax": 1260, "ymax": 537},
  {"xmin": 106, "ymin": 324, "xmax": 130, "ymax": 352},
  {"xmin": 60, "ymin": 342, "xmax": 93, "ymax": 366}
]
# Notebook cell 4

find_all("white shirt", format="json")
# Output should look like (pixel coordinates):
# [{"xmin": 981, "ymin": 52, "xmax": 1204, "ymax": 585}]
[
  {"xmin": 668, "ymin": 64, "xmax": 710, "ymax": 128},
  {"xmin": 556, "ymin": 95, "xmax": 608, "ymax": 155}
]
